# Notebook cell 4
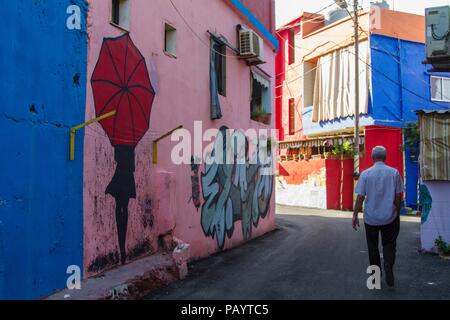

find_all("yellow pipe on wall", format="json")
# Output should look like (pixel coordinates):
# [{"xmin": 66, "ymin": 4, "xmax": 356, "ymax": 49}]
[
  {"xmin": 152, "ymin": 125, "xmax": 183, "ymax": 164},
  {"xmin": 70, "ymin": 110, "xmax": 117, "ymax": 161}
]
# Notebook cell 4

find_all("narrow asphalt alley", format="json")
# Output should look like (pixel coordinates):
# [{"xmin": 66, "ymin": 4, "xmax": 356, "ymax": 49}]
[{"xmin": 146, "ymin": 205, "xmax": 450, "ymax": 300}]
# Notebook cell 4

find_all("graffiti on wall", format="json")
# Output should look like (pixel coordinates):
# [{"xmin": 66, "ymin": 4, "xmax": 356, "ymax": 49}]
[
  {"xmin": 91, "ymin": 33, "xmax": 155, "ymax": 264},
  {"xmin": 190, "ymin": 156, "xmax": 201, "ymax": 211},
  {"xmin": 420, "ymin": 184, "xmax": 432, "ymax": 224},
  {"xmin": 199, "ymin": 127, "xmax": 273, "ymax": 249}
]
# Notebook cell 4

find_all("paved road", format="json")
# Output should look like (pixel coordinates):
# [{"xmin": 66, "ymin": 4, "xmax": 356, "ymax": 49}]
[{"xmin": 146, "ymin": 205, "xmax": 450, "ymax": 300}]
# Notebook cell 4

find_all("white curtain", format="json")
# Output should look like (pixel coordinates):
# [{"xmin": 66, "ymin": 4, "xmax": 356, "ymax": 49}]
[{"xmin": 313, "ymin": 40, "xmax": 370, "ymax": 122}]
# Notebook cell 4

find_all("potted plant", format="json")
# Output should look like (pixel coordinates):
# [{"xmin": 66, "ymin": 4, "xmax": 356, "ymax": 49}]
[
  {"xmin": 435, "ymin": 236, "xmax": 450, "ymax": 259},
  {"xmin": 330, "ymin": 141, "xmax": 353, "ymax": 159}
]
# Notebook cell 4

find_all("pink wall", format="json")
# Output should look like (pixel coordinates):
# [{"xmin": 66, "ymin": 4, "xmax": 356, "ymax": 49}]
[{"xmin": 83, "ymin": 0, "xmax": 276, "ymax": 276}]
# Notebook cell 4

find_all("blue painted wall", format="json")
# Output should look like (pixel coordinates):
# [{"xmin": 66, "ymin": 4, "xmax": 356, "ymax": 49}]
[
  {"xmin": 404, "ymin": 143, "xmax": 419, "ymax": 209},
  {"xmin": 370, "ymin": 34, "xmax": 450, "ymax": 126},
  {"xmin": 0, "ymin": 1, "xmax": 87, "ymax": 299},
  {"xmin": 370, "ymin": 34, "xmax": 450, "ymax": 208}
]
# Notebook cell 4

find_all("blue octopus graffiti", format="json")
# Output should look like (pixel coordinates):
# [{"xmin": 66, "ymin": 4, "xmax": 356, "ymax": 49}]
[{"xmin": 193, "ymin": 126, "xmax": 274, "ymax": 249}]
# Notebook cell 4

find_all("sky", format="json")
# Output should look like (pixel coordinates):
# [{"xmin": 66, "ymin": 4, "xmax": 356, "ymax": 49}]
[{"xmin": 276, "ymin": 0, "xmax": 450, "ymax": 27}]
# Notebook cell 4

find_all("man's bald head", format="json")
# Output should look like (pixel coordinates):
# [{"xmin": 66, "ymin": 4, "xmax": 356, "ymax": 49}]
[{"xmin": 372, "ymin": 146, "xmax": 387, "ymax": 162}]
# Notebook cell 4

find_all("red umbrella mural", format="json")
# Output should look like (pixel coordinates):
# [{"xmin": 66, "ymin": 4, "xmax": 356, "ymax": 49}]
[{"xmin": 91, "ymin": 33, "xmax": 155, "ymax": 265}]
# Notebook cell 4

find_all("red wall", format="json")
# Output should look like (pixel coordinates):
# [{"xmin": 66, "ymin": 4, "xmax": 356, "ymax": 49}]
[
  {"xmin": 360, "ymin": 126, "xmax": 404, "ymax": 177},
  {"xmin": 325, "ymin": 159, "xmax": 354, "ymax": 211},
  {"xmin": 279, "ymin": 159, "xmax": 326, "ymax": 185},
  {"xmin": 325, "ymin": 126, "xmax": 404, "ymax": 211},
  {"xmin": 275, "ymin": 30, "xmax": 287, "ymax": 141},
  {"xmin": 279, "ymin": 126, "xmax": 404, "ymax": 211},
  {"xmin": 280, "ymin": 158, "xmax": 353, "ymax": 210}
]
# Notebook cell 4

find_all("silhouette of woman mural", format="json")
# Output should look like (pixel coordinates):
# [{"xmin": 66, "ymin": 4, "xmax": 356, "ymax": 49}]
[
  {"xmin": 91, "ymin": 34, "xmax": 155, "ymax": 265},
  {"xmin": 106, "ymin": 145, "xmax": 136, "ymax": 264}
]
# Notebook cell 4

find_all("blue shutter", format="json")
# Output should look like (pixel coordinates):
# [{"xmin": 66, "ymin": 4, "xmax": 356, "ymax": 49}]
[{"xmin": 210, "ymin": 40, "xmax": 223, "ymax": 120}]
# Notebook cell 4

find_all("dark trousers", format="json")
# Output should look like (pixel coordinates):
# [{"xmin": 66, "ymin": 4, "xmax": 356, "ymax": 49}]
[{"xmin": 364, "ymin": 216, "xmax": 400, "ymax": 272}]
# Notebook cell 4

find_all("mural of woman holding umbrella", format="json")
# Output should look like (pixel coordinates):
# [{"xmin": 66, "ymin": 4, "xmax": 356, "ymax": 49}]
[{"xmin": 91, "ymin": 34, "xmax": 155, "ymax": 265}]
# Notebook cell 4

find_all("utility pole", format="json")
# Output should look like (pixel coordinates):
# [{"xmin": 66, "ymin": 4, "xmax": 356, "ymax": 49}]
[
  {"xmin": 335, "ymin": 0, "xmax": 360, "ymax": 177},
  {"xmin": 353, "ymin": 0, "xmax": 360, "ymax": 178}
]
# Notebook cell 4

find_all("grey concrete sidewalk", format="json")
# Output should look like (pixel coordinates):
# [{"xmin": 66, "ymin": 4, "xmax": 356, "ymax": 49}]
[
  {"xmin": 46, "ymin": 252, "xmax": 179, "ymax": 300},
  {"xmin": 146, "ymin": 205, "xmax": 450, "ymax": 300}
]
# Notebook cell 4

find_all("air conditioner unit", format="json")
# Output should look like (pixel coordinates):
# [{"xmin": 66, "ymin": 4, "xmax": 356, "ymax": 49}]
[
  {"xmin": 426, "ymin": 6, "xmax": 450, "ymax": 58},
  {"xmin": 239, "ymin": 28, "xmax": 264, "ymax": 65},
  {"xmin": 424, "ymin": 6, "xmax": 450, "ymax": 72}
]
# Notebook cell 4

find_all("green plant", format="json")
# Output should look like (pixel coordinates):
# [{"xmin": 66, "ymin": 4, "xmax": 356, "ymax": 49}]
[
  {"xmin": 251, "ymin": 109, "xmax": 271, "ymax": 118},
  {"xmin": 251, "ymin": 109, "xmax": 271, "ymax": 125},
  {"xmin": 404, "ymin": 122, "xmax": 420, "ymax": 148},
  {"xmin": 332, "ymin": 141, "xmax": 353, "ymax": 156},
  {"xmin": 435, "ymin": 236, "xmax": 450, "ymax": 254}
]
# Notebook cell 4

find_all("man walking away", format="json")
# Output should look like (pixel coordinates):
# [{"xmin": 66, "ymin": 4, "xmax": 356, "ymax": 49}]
[{"xmin": 352, "ymin": 146, "xmax": 404, "ymax": 288}]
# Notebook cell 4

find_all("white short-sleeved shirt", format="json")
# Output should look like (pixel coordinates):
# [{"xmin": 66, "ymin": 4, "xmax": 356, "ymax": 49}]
[{"xmin": 355, "ymin": 162, "xmax": 404, "ymax": 226}]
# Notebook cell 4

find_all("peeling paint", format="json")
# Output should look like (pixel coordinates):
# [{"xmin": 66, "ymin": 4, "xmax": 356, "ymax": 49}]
[
  {"xmin": 127, "ymin": 239, "xmax": 153, "ymax": 261},
  {"xmin": 87, "ymin": 251, "xmax": 120, "ymax": 274},
  {"xmin": 140, "ymin": 198, "xmax": 154, "ymax": 230}
]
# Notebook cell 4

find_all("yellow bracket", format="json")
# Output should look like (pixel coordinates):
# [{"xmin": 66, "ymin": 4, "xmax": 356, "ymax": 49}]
[
  {"xmin": 153, "ymin": 125, "xmax": 183, "ymax": 164},
  {"xmin": 70, "ymin": 110, "xmax": 117, "ymax": 161}
]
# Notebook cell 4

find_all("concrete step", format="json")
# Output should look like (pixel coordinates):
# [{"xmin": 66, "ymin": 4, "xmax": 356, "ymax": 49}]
[{"xmin": 45, "ymin": 251, "xmax": 183, "ymax": 300}]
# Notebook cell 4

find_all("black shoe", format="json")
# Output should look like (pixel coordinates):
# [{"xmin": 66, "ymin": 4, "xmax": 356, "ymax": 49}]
[{"xmin": 385, "ymin": 266, "xmax": 395, "ymax": 288}]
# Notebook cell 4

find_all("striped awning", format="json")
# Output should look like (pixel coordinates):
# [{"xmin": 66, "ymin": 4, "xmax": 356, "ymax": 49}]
[
  {"xmin": 251, "ymin": 69, "xmax": 270, "ymax": 89},
  {"xmin": 418, "ymin": 110, "xmax": 450, "ymax": 181},
  {"xmin": 279, "ymin": 135, "xmax": 364, "ymax": 150}
]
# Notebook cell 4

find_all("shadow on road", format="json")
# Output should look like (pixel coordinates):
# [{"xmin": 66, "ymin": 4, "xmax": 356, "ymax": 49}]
[{"xmin": 146, "ymin": 206, "xmax": 450, "ymax": 300}]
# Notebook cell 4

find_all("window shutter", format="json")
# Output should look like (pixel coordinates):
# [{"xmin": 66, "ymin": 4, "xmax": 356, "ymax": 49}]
[
  {"xmin": 289, "ymin": 98, "xmax": 295, "ymax": 135},
  {"xmin": 210, "ymin": 40, "xmax": 223, "ymax": 120},
  {"xmin": 221, "ymin": 44, "xmax": 227, "ymax": 96},
  {"xmin": 289, "ymin": 29, "xmax": 295, "ymax": 65}
]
